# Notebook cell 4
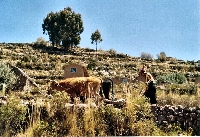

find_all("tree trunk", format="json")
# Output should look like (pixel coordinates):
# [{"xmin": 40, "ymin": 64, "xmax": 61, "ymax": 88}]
[{"xmin": 96, "ymin": 42, "xmax": 97, "ymax": 58}]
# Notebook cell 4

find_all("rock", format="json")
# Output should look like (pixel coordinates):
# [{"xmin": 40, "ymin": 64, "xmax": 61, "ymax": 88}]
[
  {"xmin": 164, "ymin": 105, "xmax": 171, "ymax": 111},
  {"xmin": 184, "ymin": 106, "xmax": 190, "ymax": 113},
  {"xmin": 163, "ymin": 110, "xmax": 167, "ymax": 115},
  {"xmin": 197, "ymin": 114, "xmax": 200, "ymax": 118},
  {"xmin": 191, "ymin": 107, "xmax": 196, "ymax": 113},
  {"xmin": 104, "ymin": 98, "xmax": 126, "ymax": 108},
  {"xmin": 166, "ymin": 112, "xmax": 171, "ymax": 116},
  {"xmin": 158, "ymin": 115, "xmax": 166, "ymax": 123},
  {"xmin": 196, "ymin": 109, "xmax": 200, "ymax": 113},
  {"xmin": 197, "ymin": 120, "xmax": 200, "ymax": 126},
  {"xmin": 0, "ymin": 100, "xmax": 7, "ymax": 106},
  {"xmin": 177, "ymin": 105, "xmax": 183, "ymax": 112},
  {"xmin": 150, "ymin": 104, "xmax": 158, "ymax": 111},
  {"xmin": 161, "ymin": 120, "xmax": 168, "ymax": 125},
  {"xmin": 166, "ymin": 115, "xmax": 176, "ymax": 122},
  {"xmin": 65, "ymin": 103, "xmax": 74, "ymax": 108},
  {"xmin": 184, "ymin": 113, "xmax": 190, "ymax": 118},
  {"xmin": 190, "ymin": 113, "xmax": 197, "ymax": 119},
  {"xmin": 177, "ymin": 116, "xmax": 184, "ymax": 122},
  {"xmin": 196, "ymin": 106, "xmax": 200, "ymax": 110},
  {"xmin": 169, "ymin": 107, "xmax": 175, "ymax": 115}
]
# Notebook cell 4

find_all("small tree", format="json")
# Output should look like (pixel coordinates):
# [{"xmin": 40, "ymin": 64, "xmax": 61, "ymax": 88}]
[
  {"xmin": 91, "ymin": 29, "xmax": 103, "ymax": 58},
  {"xmin": 157, "ymin": 52, "xmax": 167, "ymax": 62},
  {"xmin": 141, "ymin": 52, "xmax": 153, "ymax": 60},
  {"xmin": 35, "ymin": 37, "xmax": 47, "ymax": 46}
]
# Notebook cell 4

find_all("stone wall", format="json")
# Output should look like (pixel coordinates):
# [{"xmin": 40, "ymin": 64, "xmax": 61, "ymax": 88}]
[{"xmin": 151, "ymin": 105, "xmax": 200, "ymax": 131}]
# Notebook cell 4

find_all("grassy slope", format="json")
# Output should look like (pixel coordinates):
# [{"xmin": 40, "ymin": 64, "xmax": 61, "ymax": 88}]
[
  {"xmin": 1, "ymin": 43, "xmax": 200, "ymax": 106},
  {"xmin": 1, "ymin": 43, "xmax": 199, "ymax": 136}
]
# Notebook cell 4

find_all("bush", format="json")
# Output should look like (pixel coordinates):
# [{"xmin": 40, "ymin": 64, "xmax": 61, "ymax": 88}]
[
  {"xmin": 157, "ymin": 73, "xmax": 187, "ymax": 84},
  {"xmin": 116, "ymin": 53, "xmax": 127, "ymax": 58},
  {"xmin": 108, "ymin": 48, "xmax": 117, "ymax": 57},
  {"xmin": 22, "ymin": 55, "xmax": 31, "ymax": 62},
  {"xmin": 0, "ymin": 62, "xmax": 17, "ymax": 89},
  {"xmin": 169, "ymin": 58, "xmax": 178, "ymax": 64},
  {"xmin": 0, "ymin": 97, "xmax": 27, "ymax": 136},
  {"xmin": 165, "ymin": 83, "xmax": 197, "ymax": 95},
  {"xmin": 16, "ymin": 61, "xmax": 33, "ymax": 69},
  {"xmin": 141, "ymin": 52, "xmax": 153, "ymax": 60},
  {"xmin": 87, "ymin": 59, "xmax": 98, "ymax": 70},
  {"xmin": 157, "ymin": 52, "xmax": 167, "ymax": 62},
  {"xmin": 34, "ymin": 37, "xmax": 47, "ymax": 47}
]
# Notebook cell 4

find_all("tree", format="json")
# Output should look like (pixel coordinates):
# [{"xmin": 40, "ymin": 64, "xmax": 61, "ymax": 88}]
[
  {"xmin": 42, "ymin": 7, "xmax": 84, "ymax": 51},
  {"xmin": 91, "ymin": 29, "xmax": 103, "ymax": 57},
  {"xmin": 157, "ymin": 52, "xmax": 167, "ymax": 62},
  {"xmin": 42, "ymin": 12, "xmax": 60, "ymax": 47},
  {"xmin": 35, "ymin": 37, "xmax": 47, "ymax": 46},
  {"xmin": 141, "ymin": 52, "xmax": 153, "ymax": 60}
]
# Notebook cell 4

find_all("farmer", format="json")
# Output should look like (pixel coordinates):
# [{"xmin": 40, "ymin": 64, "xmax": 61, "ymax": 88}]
[{"xmin": 140, "ymin": 65, "xmax": 157, "ymax": 104}]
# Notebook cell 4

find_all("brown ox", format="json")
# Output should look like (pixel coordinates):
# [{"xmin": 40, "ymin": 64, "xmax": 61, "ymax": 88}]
[{"xmin": 48, "ymin": 77, "xmax": 102, "ymax": 102}]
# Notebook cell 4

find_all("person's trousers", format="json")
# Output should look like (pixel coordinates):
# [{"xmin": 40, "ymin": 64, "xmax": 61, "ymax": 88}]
[{"xmin": 144, "ymin": 82, "xmax": 157, "ymax": 104}]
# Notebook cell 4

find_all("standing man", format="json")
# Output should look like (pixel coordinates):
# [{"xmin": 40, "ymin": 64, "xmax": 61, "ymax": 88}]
[{"xmin": 140, "ymin": 65, "xmax": 157, "ymax": 104}]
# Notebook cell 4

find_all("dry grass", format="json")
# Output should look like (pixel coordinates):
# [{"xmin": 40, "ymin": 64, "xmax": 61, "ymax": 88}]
[
  {"xmin": 157, "ymin": 90, "xmax": 200, "ymax": 107},
  {"xmin": 0, "ymin": 43, "xmax": 198, "ymax": 136},
  {"xmin": 0, "ymin": 85, "xmax": 194, "ymax": 136}
]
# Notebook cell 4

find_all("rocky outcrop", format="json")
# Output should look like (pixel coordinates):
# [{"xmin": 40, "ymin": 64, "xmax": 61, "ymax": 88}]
[{"xmin": 10, "ymin": 65, "xmax": 39, "ymax": 92}]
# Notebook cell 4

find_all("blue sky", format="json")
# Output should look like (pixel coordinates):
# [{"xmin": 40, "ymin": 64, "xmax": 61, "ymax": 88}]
[{"xmin": 0, "ymin": 0, "xmax": 199, "ymax": 61}]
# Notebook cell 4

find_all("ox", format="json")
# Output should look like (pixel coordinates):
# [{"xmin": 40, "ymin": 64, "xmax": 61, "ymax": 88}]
[
  {"xmin": 48, "ymin": 77, "xmax": 102, "ymax": 103},
  {"xmin": 100, "ymin": 79, "xmax": 114, "ymax": 100}
]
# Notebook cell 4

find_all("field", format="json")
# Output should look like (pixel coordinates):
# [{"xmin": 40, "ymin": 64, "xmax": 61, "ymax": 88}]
[{"xmin": 0, "ymin": 43, "xmax": 200, "ymax": 136}]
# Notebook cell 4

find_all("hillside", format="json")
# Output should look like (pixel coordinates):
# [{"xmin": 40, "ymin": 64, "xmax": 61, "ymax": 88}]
[
  {"xmin": 0, "ymin": 43, "xmax": 199, "ymax": 88},
  {"xmin": 1, "ymin": 43, "xmax": 200, "ymax": 136}
]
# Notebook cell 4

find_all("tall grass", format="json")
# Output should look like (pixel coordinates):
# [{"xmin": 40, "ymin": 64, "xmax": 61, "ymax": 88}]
[
  {"xmin": 0, "ymin": 84, "xmax": 195, "ymax": 136},
  {"xmin": 157, "ymin": 90, "xmax": 200, "ymax": 107},
  {"xmin": 157, "ymin": 83, "xmax": 200, "ymax": 107},
  {"xmin": 20, "ymin": 88, "xmax": 192, "ymax": 136}
]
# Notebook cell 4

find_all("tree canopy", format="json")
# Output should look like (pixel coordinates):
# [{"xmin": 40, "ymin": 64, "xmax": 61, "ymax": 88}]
[
  {"xmin": 42, "ymin": 7, "xmax": 84, "ymax": 50},
  {"xmin": 157, "ymin": 52, "xmax": 167, "ymax": 62},
  {"xmin": 91, "ymin": 29, "xmax": 103, "ymax": 55}
]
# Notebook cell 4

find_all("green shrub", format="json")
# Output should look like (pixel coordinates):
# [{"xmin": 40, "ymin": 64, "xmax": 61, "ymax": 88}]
[
  {"xmin": 141, "ymin": 52, "xmax": 154, "ymax": 60},
  {"xmin": 117, "ymin": 53, "xmax": 127, "ymax": 58},
  {"xmin": 165, "ymin": 83, "xmax": 197, "ymax": 95},
  {"xmin": 157, "ymin": 73, "xmax": 187, "ymax": 84},
  {"xmin": 22, "ymin": 55, "xmax": 31, "ymax": 62},
  {"xmin": 0, "ymin": 97, "xmax": 27, "ymax": 136},
  {"xmin": 87, "ymin": 59, "xmax": 98, "ymax": 70},
  {"xmin": 108, "ymin": 48, "xmax": 117, "ymax": 57},
  {"xmin": 34, "ymin": 37, "xmax": 47, "ymax": 46},
  {"xmin": 16, "ymin": 61, "xmax": 33, "ymax": 69},
  {"xmin": 0, "ymin": 62, "xmax": 17, "ymax": 89},
  {"xmin": 157, "ymin": 52, "xmax": 167, "ymax": 62}
]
